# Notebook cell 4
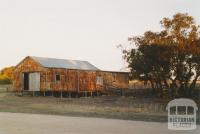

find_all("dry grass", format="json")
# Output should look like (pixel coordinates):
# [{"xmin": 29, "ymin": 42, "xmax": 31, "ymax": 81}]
[{"xmin": 0, "ymin": 85, "xmax": 199, "ymax": 123}]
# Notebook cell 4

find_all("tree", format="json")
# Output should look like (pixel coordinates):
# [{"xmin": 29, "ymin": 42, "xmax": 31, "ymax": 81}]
[
  {"xmin": 0, "ymin": 66, "xmax": 14, "ymax": 84},
  {"xmin": 122, "ymin": 13, "xmax": 200, "ymax": 98}
]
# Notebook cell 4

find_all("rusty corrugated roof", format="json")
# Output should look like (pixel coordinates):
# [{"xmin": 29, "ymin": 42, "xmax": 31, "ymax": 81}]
[{"xmin": 31, "ymin": 56, "xmax": 100, "ymax": 71}]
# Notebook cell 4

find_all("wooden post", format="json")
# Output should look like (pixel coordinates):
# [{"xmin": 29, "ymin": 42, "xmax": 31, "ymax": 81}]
[
  {"xmin": 69, "ymin": 92, "xmax": 71, "ymax": 98},
  {"xmin": 77, "ymin": 71, "xmax": 80, "ymax": 95},
  {"xmin": 91, "ymin": 92, "xmax": 93, "ymax": 97},
  {"xmin": 60, "ymin": 91, "xmax": 63, "ymax": 99},
  {"xmin": 32, "ymin": 91, "xmax": 35, "ymax": 97},
  {"xmin": 121, "ymin": 89, "xmax": 125, "ymax": 97},
  {"xmin": 96, "ymin": 91, "xmax": 98, "ymax": 97}
]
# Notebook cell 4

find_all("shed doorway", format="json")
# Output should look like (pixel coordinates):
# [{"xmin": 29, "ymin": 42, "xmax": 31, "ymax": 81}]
[
  {"xmin": 23, "ymin": 72, "xmax": 40, "ymax": 91},
  {"xmin": 23, "ymin": 73, "xmax": 29, "ymax": 91}
]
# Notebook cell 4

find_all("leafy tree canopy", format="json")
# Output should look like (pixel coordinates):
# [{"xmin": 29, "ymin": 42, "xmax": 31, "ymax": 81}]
[{"xmin": 122, "ymin": 13, "xmax": 200, "ymax": 98}]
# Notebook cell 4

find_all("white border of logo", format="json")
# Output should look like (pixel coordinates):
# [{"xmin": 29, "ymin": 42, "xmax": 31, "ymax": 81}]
[{"xmin": 166, "ymin": 98, "xmax": 198, "ymax": 130}]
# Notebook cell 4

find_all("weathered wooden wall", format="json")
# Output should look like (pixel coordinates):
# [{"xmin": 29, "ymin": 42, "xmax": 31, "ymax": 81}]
[
  {"xmin": 40, "ymin": 69, "xmax": 97, "ymax": 92},
  {"xmin": 13, "ymin": 57, "xmax": 129, "ymax": 92},
  {"xmin": 97, "ymin": 71, "xmax": 129, "ymax": 90}
]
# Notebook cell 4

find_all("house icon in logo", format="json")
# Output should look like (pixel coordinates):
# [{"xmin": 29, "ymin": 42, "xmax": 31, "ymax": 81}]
[{"xmin": 166, "ymin": 98, "xmax": 198, "ymax": 130}]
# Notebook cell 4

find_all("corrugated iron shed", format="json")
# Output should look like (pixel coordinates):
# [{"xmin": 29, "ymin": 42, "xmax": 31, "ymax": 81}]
[{"xmin": 13, "ymin": 56, "xmax": 129, "ymax": 94}]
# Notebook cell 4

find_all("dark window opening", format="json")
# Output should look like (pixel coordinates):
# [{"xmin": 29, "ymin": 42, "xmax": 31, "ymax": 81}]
[{"xmin": 55, "ymin": 74, "xmax": 61, "ymax": 82}]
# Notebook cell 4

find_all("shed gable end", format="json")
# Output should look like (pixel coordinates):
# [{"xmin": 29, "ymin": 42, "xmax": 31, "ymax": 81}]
[{"xmin": 14, "ymin": 56, "xmax": 45, "ymax": 72}]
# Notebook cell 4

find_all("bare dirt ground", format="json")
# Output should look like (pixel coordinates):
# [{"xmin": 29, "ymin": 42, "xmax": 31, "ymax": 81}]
[{"xmin": 0, "ymin": 112, "xmax": 199, "ymax": 134}]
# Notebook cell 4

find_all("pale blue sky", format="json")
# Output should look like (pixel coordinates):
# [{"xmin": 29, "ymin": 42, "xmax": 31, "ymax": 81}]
[{"xmin": 0, "ymin": 0, "xmax": 199, "ymax": 71}]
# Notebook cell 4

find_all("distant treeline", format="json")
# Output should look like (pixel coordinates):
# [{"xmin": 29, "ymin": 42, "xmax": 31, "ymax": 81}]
[{"xmin": 0, "ymin": 66, "xmax": 14, "ymax": 84}]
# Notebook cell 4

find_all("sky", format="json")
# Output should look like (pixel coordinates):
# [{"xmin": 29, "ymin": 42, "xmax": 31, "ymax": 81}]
[{"xmin": 0, "ymin": 0, "xmax": 199, "ymax": 71}]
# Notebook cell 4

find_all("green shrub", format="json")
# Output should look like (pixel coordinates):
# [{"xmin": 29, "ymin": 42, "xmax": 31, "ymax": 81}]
[{"xmin": 0, "ymin": 74, "xmax": 12, "ymax": 85}]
